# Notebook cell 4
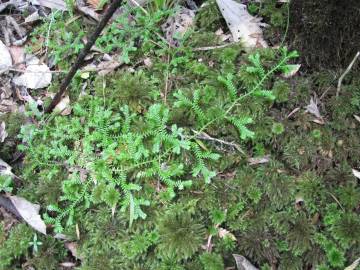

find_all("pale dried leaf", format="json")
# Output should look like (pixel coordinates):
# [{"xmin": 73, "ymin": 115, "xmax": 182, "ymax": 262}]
[
  {"xmin": 30, "ymin": 0, "xmax": 67, "ymax": 10},
  {"xmin": 352, "ymin": 169, "xmax": 360, "ymax": 180},
  {"xmin": 344, "ymin": 257, "xmax": 360, "ymax": 270},
  {"xmin": 25, "ymin": 54, "xmax": 40, "ymax": 65},
  {"xmin": 162, "ymin": 7, "xmax": 195, "ymax": 46},
  {"xmin": 65, "ymin": 242, "xmax": 83, "ymax": 260},
  {"xmin": 282, "ymin": 64, "xmax": 301, "ymax": 78},
  {"xmin": 0, "ymin": 122, "xmax": 8, "ymax": 142},
  {"xmin": 54, "ymin": 233, "xmax": 72, "ymax": 240},
  {"xmin": 25, "ymin": 11, "xmax": 41, "ymax": 23},
  {"xmin": 218, "ymin": 227, "xmax": 236, "ymax": 240},
  {"xmin": 54, "ymin": 95, "xmax": 71, "ymax": 115},
  {"xmin": 354, "ymin": 115, "xmax": 360, "ymax": 123},
  {"xmin": 215, "ymin": 28, "xmax": 231, "ymax": 42},
  {"xmin": 0, "ymin": 40, "xmax": 13, "ymax": 70},
  {"xmin": 76, "ymin": 0, "xmax": 100, "ymax": 21},
  {"xmin": 59, "ymin": 262, "xmax": 76, "ymax": 268},
  {"xmin": 86, "ymin": 0, "xmax": 100, "ymax": 9},
  {"xmin": 8, "ymin": 195, "xmax": 47, "ymax": 234},
  {"xmin": 216, "ymin": 0, "xmax": 267, "ymax": 48},
  {"xmin": 233, "ymin": 254, "xmax": 258, "ymax": 270},
  {"xmin": 248, "ymin": 155, "xmax": 270, "ymax": 165},
  {"xmin": 13, "ymin": 64, "xmax": 52, "ymax": 89},
  {"xmin": 143, "ymin": 57, "xmax": 153, "ymax": 67},
  {"xmin": 305, "ymin": 97, "xmax": 322, "ymax": 119},
  {"xmin": 98, "ymin": 59, "xmax": 122, "ymax": 75},
  {"xmin": 0, "ymin": 0, "xmax": 18, "ymax": 12},
  {"xmin": 9, "ymin": 46, "xmax": 25, "ymax": 69},
  {"xmin": 295, "ymin": 195, "xmax": 304, "ymax": 210},
  {"xmin": 0, "ymin": 158, "xmax": 14, "ymax": 177}
]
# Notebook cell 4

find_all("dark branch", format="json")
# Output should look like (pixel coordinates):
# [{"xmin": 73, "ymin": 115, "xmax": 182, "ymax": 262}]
[{"xmin": 45, "ymin": 0, "xmax": 123, "ymax": 113}]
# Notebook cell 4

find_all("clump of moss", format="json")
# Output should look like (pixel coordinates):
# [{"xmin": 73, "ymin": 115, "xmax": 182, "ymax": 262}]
[
  {"xmin": 0, "ymin": 223, "xmax": 32, "ymax": 269},
  {"xmin": 195, "ymin": 0, "xmax": 223, "ymax": 31},
  {"xmin": 0, "ymin": 112, "xmax": 26, "ymax": 162},
  {"xmin": 156, "ymin": 209, "xmax": 206, "ymax": 260},
  {"xmin": 200, "ymin": 252, "xmax": 224, "ymax": 270},
  {"xmin": 93, "ymin": 70, "xmax": 157, "ymax": 112}
]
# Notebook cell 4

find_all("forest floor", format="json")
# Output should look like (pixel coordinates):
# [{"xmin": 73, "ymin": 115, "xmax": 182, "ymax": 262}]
[{"xmin": 0, "ymin": 0, "xmax": 360, "ymax": 269}]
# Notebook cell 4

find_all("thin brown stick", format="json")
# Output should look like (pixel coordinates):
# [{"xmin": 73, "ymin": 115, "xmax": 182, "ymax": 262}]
[
  {"xmin": 191, "ymin": 129, "xmax": 243, "ymax": 153},
  {"xmin": 45, "ymin": 0, "xmax": 123, "ymax": 113},
  {"xmin": 193, "ymin": 42, "xmax": 239, "ymax": 51},
  {"xmin": 336, "ymin": 51, "xmax": 360, "ymax": 97}
]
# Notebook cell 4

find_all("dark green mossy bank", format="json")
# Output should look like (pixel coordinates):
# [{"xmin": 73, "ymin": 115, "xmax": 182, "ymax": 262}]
[{"xmin": 289, "ymin": 0, "xmax": 360, "ymax": 70}]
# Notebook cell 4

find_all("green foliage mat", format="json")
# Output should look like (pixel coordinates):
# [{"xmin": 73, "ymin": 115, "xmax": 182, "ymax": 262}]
[{"xmin": 1, "ymin": 1, "xmax": 360, "ymax": 269}]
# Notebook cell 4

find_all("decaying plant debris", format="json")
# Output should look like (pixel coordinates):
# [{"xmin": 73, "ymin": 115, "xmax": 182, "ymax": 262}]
[{"xmin": 0, "ymin": 0, "xmax": 360, "ymax": 269}]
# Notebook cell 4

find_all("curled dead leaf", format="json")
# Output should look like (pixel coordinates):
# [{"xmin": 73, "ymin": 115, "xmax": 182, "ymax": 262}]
[
  {"xmin": 216, "ymin": 0, "xmax": 267, "ymax": 48},
  {"xmin": 8, "ymin": 195, "xmax": 47, "ymax": 234},
  {"xmin": 233, "ymin": 254, "xmax": 258, "ymax": 270}
]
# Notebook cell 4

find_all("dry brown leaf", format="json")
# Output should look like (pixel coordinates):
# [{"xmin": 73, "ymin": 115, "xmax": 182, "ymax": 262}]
[
  {"xmin": 86, "ymin": 0, "xmax": 100, "ymax": 9},
  {"xmin": 248, "ymin": 155, "xmax": 270, "ymax": 165},
  {"xmin": 216, "ymin": 0, "xmax": 267, "ymax": 48},
  {"xmin": 76, "ymin": 0, "xmax": 100, "ymax": 21},
  {"xmin": 233, "ymin": 254, "xmax": 259, "ymax": 270},
  {"xmin": 8, "ymin": 195, "xmax": 47, "ymax": 234}
]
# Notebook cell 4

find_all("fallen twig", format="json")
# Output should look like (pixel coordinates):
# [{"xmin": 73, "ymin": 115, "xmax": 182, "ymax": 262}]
[
  {"xmin": 336, "ymin": 51, "xmax": 360, "ymax": 97},
  {"xmin": 45, "ymin": 0, "xmax": 123, "ymax": 113},
  {"xmin": 193, "ymin": 42, "xmax": 239, "ymax": 51},
  {"xmin": 191, "ymin": 129, "xmax": 243, "ymax": 153}
]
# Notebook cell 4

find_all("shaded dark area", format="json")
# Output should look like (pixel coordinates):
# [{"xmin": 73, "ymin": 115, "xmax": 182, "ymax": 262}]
[{"xmin": 289, "ymin": 0, "xmax": 360, "ymax": 70}]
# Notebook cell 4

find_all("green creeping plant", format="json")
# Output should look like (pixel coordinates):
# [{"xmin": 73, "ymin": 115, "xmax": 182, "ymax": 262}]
[
  {"xmin": 19, "ymin": 47, "xmax": 298, "ymax": 233},
  {"xmin": 19, "ymin": 99, "xmax": 216, "ymax": 232}
]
